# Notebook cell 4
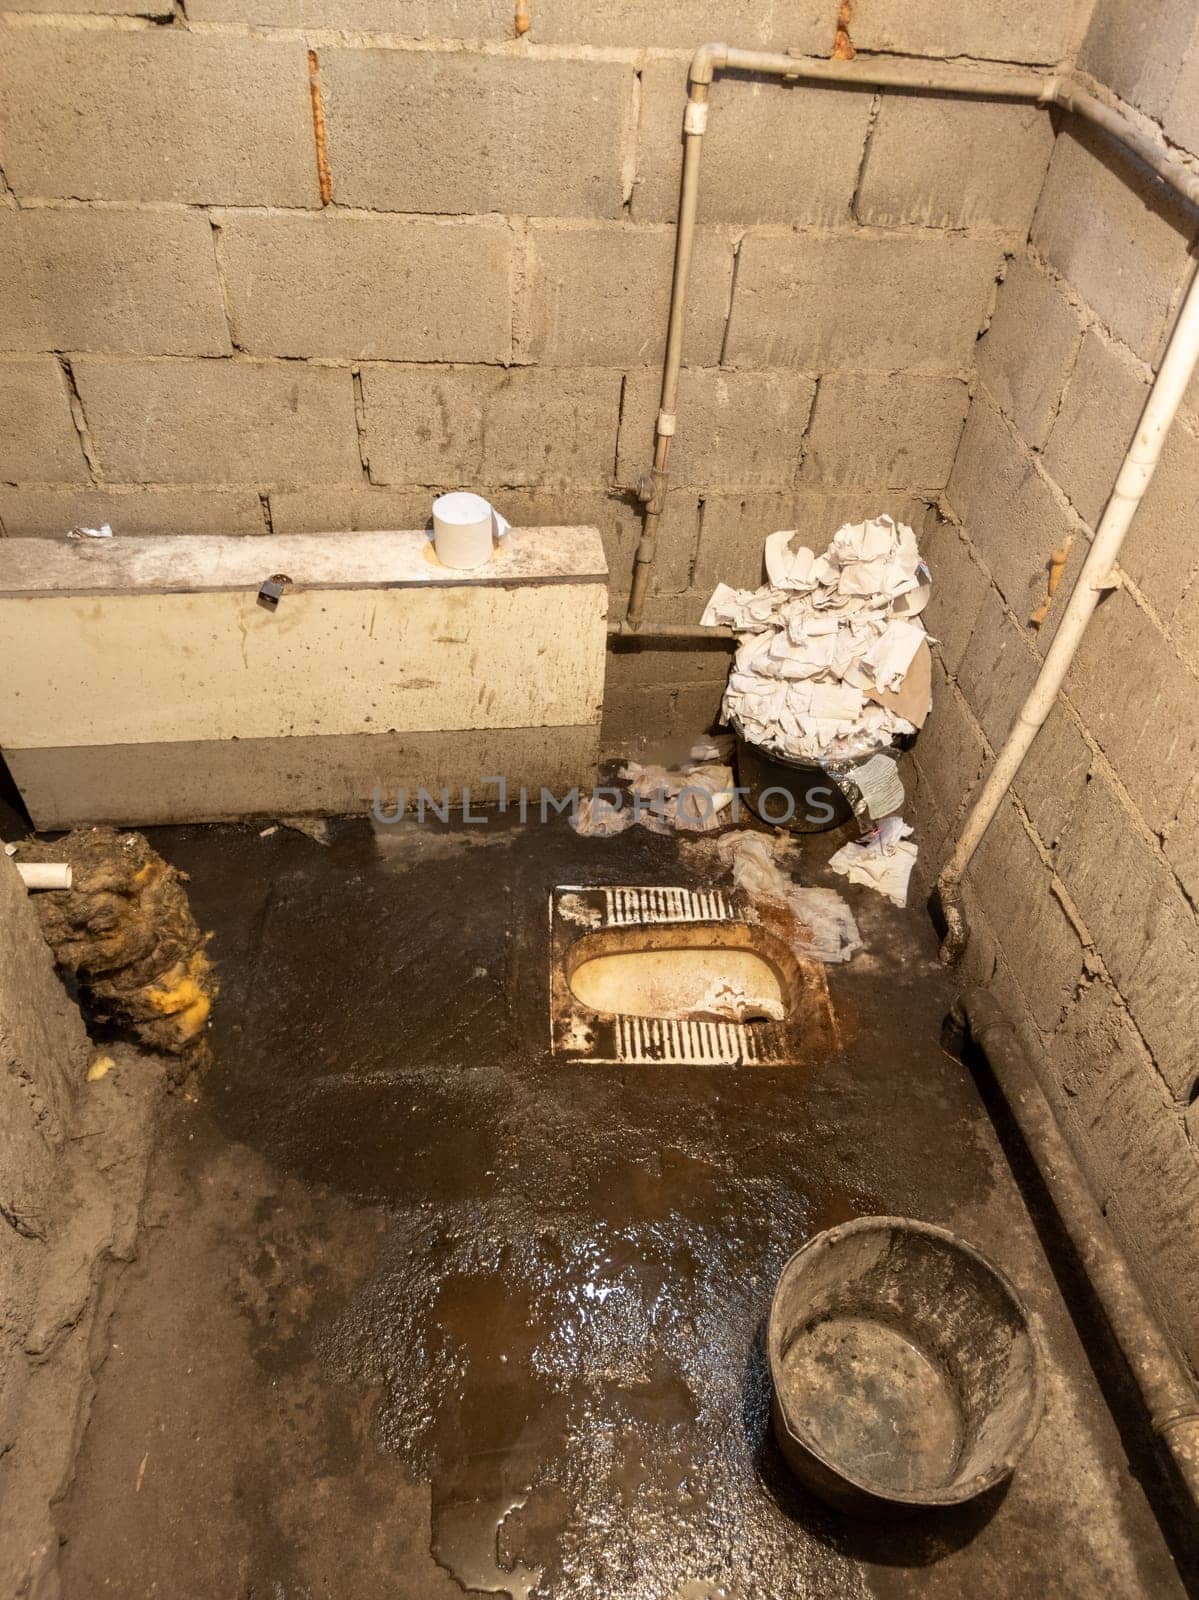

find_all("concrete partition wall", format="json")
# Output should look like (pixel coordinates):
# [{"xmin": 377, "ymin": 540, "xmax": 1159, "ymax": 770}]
[
  {"xmin": 0, "ymin": 0, "xmax": 1079, "ymax": 749},
  {"xmin": 912, "ymin": 0, "xmax": 1199, "ymax": 1370}
]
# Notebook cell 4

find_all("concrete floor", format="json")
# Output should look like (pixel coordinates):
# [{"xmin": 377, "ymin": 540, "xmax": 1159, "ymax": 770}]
[{"xmin": 57, "ymin": 812, "xmax": 1189, "ymax": 1598}]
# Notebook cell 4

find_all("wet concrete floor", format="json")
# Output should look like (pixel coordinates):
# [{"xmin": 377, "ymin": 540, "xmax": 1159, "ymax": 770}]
[{"xmin": 58, "ymin": 813, "xmax": 1189, "ymax": 1597}]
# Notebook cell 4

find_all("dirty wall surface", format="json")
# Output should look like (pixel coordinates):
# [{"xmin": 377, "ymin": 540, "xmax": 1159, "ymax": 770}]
[
  {"xmin": 912, "ymin": 0, "xmax": 1199, "ymax": 1376},
  {"xmin": 0, "ymin": 850, "xmax": 88, "ymax": 1592},
  {"xmin": 0, "ymin": 0, "xmax": 1079, "ymax": 744}
]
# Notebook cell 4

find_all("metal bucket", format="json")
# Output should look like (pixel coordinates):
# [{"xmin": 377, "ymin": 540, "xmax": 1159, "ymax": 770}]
[
  {"xmin": 767, "ymin": 1217, "xmax": 1045, "ymax": 1515},
  {"xmin": 732, "ymin": 727, "xmax": 855, "ymax": 834}
]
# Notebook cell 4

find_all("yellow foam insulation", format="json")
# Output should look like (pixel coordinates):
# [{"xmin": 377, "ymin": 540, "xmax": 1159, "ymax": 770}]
[{"xmin": 16, "ymin": 827, "xmax": 217, "ymax": 1057}]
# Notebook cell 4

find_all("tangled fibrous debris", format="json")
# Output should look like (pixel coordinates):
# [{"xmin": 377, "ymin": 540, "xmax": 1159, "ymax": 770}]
[{"xmin": 17, "ymin": 828, "xmax": 216, "ymax": 1058}]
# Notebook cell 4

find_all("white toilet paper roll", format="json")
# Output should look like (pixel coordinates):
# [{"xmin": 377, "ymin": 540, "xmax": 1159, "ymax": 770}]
[{"xmin": 431, "ymin": 492, "xmax": 510, "ymax": 570}]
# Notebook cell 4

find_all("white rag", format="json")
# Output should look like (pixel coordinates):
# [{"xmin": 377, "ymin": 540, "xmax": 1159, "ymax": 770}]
[{"xmin": 828, "ymin": 816, "xmax": 918, "ymax": 907}]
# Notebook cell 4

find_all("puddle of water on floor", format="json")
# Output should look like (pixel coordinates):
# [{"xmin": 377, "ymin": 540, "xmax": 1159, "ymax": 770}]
[
  {"xmin": 324, "ymin": 1174, "xmax": 875, "ymax": 1600},
  {"xmin": 432, "ymin": 1495, "xmax": 542, "ymax": 1599}
]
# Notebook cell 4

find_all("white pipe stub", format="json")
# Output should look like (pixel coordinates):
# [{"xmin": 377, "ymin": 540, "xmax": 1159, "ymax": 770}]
[{"xmin": 15, "ymin": 862, "xmax": 72, "ymax": 890}]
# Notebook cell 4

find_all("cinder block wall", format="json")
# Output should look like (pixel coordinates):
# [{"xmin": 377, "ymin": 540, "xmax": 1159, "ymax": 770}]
[
  {"xmin": 914, "ymin": 0, "xmax": 1199, "ymax": 1369},
  {"xmin": 0, "ymin": 0, "xmax": 1076, "ymax": 748}
]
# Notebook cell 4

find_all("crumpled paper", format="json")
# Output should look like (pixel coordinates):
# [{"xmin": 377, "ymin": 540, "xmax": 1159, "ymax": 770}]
[
  {"xmin": 702, "ymin": 515, "xmax": 932, "ymax": 764},
  {"xmin": 828, "ymin": 815, "xmax": 918, "ymax": 907},
  {"xmin": 716, "ymin": 830, "xmax": 862, "ymax": 964}
]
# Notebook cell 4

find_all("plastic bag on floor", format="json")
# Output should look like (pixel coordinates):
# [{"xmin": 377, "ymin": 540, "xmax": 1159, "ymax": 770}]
[
  {"xmin": 787, "ymin": 886, "xmax": 864, "ymax": 964},
  {"xmin": 571, "ymin": 794, "xmax": 633, "ymax": 837}
]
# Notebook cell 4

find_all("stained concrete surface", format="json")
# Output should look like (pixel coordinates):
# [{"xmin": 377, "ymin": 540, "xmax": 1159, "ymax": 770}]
[{"xmin": 56, "ymin": 813, "xmax": 1189, "ymax": 1598}]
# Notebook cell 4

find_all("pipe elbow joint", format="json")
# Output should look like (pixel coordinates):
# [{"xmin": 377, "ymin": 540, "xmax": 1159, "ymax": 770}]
[
  {"xmin": 1040, "ymin": 71, "xmax": 1067, "ymax": 107},
  {"xmin": 690, "ymin": 42, "xmax": 728, "ymax": 86}
]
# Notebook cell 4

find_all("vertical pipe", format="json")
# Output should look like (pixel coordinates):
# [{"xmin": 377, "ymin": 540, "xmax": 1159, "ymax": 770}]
[
  {"xmin": 937, "ymin": 263, "xmax": 1199, "ymax": 960},
  {"xmin": 625, "ymin": 54, "xmax": 722, "ymax": 629}
]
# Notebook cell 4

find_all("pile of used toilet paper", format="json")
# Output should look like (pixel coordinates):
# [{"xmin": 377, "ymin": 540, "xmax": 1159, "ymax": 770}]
[{"xmin": 701, "ymin": 515, "xmax": 932, "ymax": 764}]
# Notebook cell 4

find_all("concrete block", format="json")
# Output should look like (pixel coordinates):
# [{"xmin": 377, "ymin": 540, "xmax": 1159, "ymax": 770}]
[
  {"xmin": 907, "ymin": 759, "xmax": 953, "ymax": 881},
  {"xmin": 1111, "ymin": 416, "xmax": 1199, "ymax": 625},
  {"xmin": 73, "ymin": 359, "xmax": 361, "ymax": 486},
  {"xmin": 1171, "ymin": 565, "xmax": 1199, "ymax": 670},
  {"xmin": 801, "ymin": 373, "xmax": 968, "ymax": 489},
  {"xmin": 362, "ymin": 365, "xmax": 622, "ymax": 488},
  {"xmin": 268, "ymin": 485, "xmax": 445, "ymax": 535},
  {"xmin": 603, "ymin": 676, "xmax": 723, "ymax": 753},
  {"xmin": 1031, "ymin": 126, "xmax": 1194, "ymax": 364},
  {"xmin": 605, "ymin": 638, "xmax": 732, "ymax": 694},
  {"xmin": 320, "ymin": 49, "xmax": 632, "ymax": 218},
  {"xmin": 1077, "ymin": 0, "xmax": 1197, "ymax": 140},
  {"xmin": 0, "ymin": 28, "xmax": 320, "ymax": 206},
  {"xmin": 218, "ymin": 214, "xmax": 512, "ymax": 363},
  {"xmin": 0, "ymin": 487, "xmax": 264, "ymax": 538},
  {"xmin": 643, "ymin": 493, "xmax": 702, "ymax": 596},
  {"xmin": 523, "ymin": 223, "xmax": 732, "ymax": 368},
  {"xmin": 1056, "ymin": 773, "xmax": 1199, "ymax": 1097},
  {"xmin": 946, "ymin": 390, "xmax": 1079, "ymax": 621},
  {"xmin": 1013, "ymin": 699, "xmax": 1092, "ymax": 850},
  {"xmin": 0, "ymin": 358, "xmax": 87, "ymax": 484},
  {"xmin": 725, "ymin": 234, "xmax": 1003, "ymax": 372},
  {"xmin": 922, "ymin": 517, "xmax": 989, "ymax": 677},
  {"xmin": 1043, "ymin": 332, "xmax": 1148, "ymax": 529},
  {"xmin": 187, "ymin": 0, "xmax": 507, "ymax": 29},
  {"xmin": 969, "ymin": 802, "xmax": 1083, "ymax": 1032},
  {"xmin": 976, "ymin": 255, "xmax": 1086, "ymax": 451},
  {"xmin": 633, "ymin": 60, "xmax": 870, "ymax": 227},
  {"xmin": 852, "ymin": 0, "xmax": 1077, "ymax": 64},
  {"xmin": 600, "ymin": 684, "xmax": 680, "ymax": 750},
  {"xmin": 957, "ymin": 590, "xmax": 1039, "ymax": 751},
  {"xmin": 0, "ymin": 208, "xmax": 229, "ymax": 358},
  {"xmin": 1052, "ymin": 980, "xmax": 1199, "ymax": 1360},
  {"xmin": 857, "ymin": 97, "xmax": 1053, "ymax": 235},
  {"xmin": 534, "ymin": 0, "xmax": 831, "ymax": 50},
  {"xmin": 15, "ymin": 0, "xmax": 171, "ymax": 10},
  {"xmin": 691, "ymin": 489, "xmax": 932, "ymax": 595},
  {"xmin": 911, "ymin": 658, "xmax": 987, "ymax": 820},
  {"xmin": 673, "ymin": 680, "xmax": 726, "ymax": 736},
  {"xmin": 616, "ymin": 367, "xmax": 816, "ymax": 490},
  {"xmin": 1163, "ymin": 39, "xmax": 1199, "ymax": 158},
  {"xmin": 1165, "ymin": 776, "xmax": 1199, "ymax": 908},
  {"xmin": 1066, "ymin": 589, "xmax": 1197, "ymax": 836}
]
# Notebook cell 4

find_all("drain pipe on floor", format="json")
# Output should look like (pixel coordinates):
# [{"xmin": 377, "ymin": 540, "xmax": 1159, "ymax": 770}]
[
  {"xmin": 952, "ymin": 988, "xmax": 1199, "ymax": 1509},
  {"xmin": 936, "ymin": 261, "xmax": 1199, "ymax": 962}
]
